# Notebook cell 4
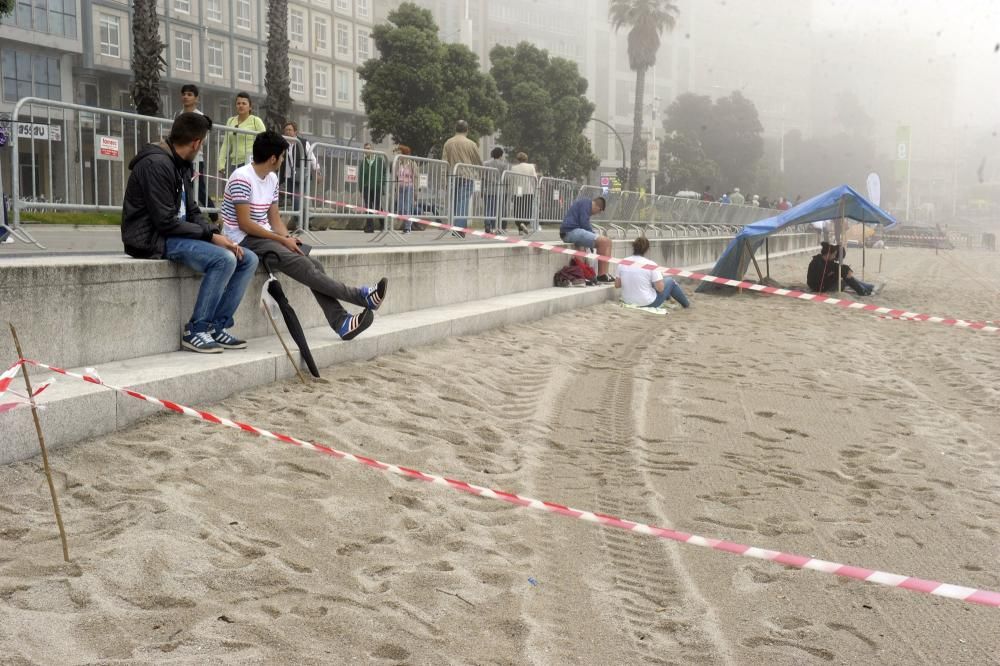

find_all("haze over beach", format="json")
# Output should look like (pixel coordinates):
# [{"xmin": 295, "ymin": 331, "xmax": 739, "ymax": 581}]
[{"xmin": 2, "ymin": 248, "xmax": 999, "ymax": 663}]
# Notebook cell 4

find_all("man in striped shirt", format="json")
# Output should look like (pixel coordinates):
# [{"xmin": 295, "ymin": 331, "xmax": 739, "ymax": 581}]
[{"xmin": 222, "ymin": 131, "xmax": 388, "ymax": 341}]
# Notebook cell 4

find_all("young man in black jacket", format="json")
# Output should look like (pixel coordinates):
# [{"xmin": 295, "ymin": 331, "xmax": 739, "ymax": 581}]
[{"xmin": 122, "ymin": 112, "xmax": 258, "ymax": 353}]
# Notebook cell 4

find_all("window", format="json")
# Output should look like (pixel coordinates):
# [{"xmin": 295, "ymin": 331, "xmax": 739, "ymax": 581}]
[
  {"xmin": 174, "ymin": 32, "xmax": 193, "ymax": 72},
  {"xmin": 336, "ymin": 69, "xmax": 350, "ymax": 103},
  {"xmin": 356, "ymin": 28, "xmax": 370, "ymax": 62},
  {"xmin": 290, "ymin": 60, "xmax": 304, "ymax": 95},
  {"xmin": 356, "ymin": 0, "xmax": 369, "ymax": 19},
  {"xmin": 322, "ymin": 118, "xmax": 335, "ymax": 137},
  {"xmin": 2, "ymin": 50, "xmax": 60, "ymax": 102},
  {"xmin": 313, "ymin": 64, "xmax": 328, "ymax": 98},
  {"xmin": 335, "ymin": 0, "xmax": 350, "ymax": 14},
  {"xmin": 99, "ymin": 14, "xmax": 120, "ymax": 58},
  {"xmin": 174, "ymin": 0, "xmax": 190, "ymax": 14},
  {"xmin": 236, "ymin": 0, "xmax": 251, "ymax": 30},
  {"xmin": 336, "ymin": 22, "xmax": 349, "ymax": 57},
  {"xmin": 289, "ymin": 9, "xmax": 304, "ymax": 42},
  {"xmin": 300, "ymin": 115, "xmax": 313, "ymax": 134},
  {"xmin": 11, "ymin": 0, "xmax": 78, "ymax": 38},
  {"xmin": 207, "ymin": 40, "xmax": 224, "ymax": 78},
  {"xmin": 313, "ymin": 16, "xmax": 328, "ymax": 50},
  {"xmin": 237, "ymin": 46, "xmax": 253, "ymax": 83},
  {"xmin": 206, "ymin": 0, "xmax": 222, "ymax": 22}
]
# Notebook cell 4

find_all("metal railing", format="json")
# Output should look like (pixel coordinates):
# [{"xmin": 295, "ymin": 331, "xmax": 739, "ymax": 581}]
[{"xmin": 3, "ymin": 97, "xmax": 791, "ymax": 250}]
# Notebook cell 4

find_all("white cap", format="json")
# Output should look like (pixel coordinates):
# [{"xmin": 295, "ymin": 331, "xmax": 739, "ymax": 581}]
[{"xmin": 733, "ymin": 187, "xmax": 740, "ymax": 193}]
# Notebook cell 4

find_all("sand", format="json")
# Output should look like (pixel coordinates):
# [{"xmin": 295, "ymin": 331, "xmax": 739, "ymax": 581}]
[{"xmin": 1, "ymin": 247, "xmax": 999, "ymax": 665}]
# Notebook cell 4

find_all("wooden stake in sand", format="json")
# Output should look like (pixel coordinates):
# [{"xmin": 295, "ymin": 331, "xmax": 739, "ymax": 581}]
[
  {"xmin": 8, "ymin": 323, "xmax": 70, "ymax": 562},
  {"xmin": 261, "ymin": 301, "xmax": 308, "ymax": 385}
]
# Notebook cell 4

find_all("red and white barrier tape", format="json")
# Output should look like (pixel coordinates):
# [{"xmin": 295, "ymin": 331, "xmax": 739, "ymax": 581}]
[
  {"xmin": 0, "ymin": 359, "xmax": 22, "ymax": 399},
  {"xmin": 201, "ymin": 174, "xmax": 1000, "ymax": 336},
  {"xmin": 15, "ymin": 357, "xmax": 1000, "ymax": 609}
]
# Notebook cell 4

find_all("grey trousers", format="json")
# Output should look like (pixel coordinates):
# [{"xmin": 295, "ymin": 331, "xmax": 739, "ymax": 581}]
[{"xmin": 241, "ymin": 237, "xmax": 365, "ymax": 327}]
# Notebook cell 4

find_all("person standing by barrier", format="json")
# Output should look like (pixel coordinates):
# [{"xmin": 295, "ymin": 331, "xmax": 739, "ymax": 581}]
[
  {"xmin": 174, "ymin": 84, "xmax": 214, "ymax": 218},
  {"xmin": 560, "ymin": 196, "xmax": 613, "ymax": 283},
  {"xmin": 393, "ymin": 145, "xmax": 416, "ymax": 233},
  {"xmin": 442, "ymin": 120, "xmax": 481, "ymax": 236},
  {"xmin": 217, "ymin": 92, "xmax": 265, "ymax": 176},
  {"xmin": 616, "ymin": 236, "xmax": 690, "ymax": 309},
  {"xmin": 360, "ymin": 142, "xmax": 386, "ymax": 233},
  {"xmin": 223, "ymin": 131, "xmax": 388, "ymax": 341},
  {"xmin": 122, "ymin": 112, "xmax": 258, "ymax": 354},
  {"xmin": 730, "ymin": 188, "xmax": 745, "ymax": 205},
  {"xmin": 483, "ymin": 146, "xmax": 508, "ymax": 234},
  {"xmin": 280, "ymin": 121, "xmax": 320, "ymax": 230},
  {"xmin": 509, "ymin": 152, "xmax": 537, "ymax": 234}
]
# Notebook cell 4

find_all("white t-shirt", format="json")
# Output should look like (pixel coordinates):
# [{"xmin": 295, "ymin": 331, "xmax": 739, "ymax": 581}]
[
  {"xmin": 618, "ymin": 254, "xmax": 663, "ymax": 306},
  {"xmin": 221, "ymin": 164, "xmax": 279, "ymax": 244}
]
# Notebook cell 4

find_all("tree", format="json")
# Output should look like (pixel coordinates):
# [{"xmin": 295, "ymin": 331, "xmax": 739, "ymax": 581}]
[
  {"xmin": 659, "ymin": 131, "xmax": 718, "ymax": 193},
  {"xmin": 0, "ymin": 0, "xmax": 14, "ymax": 17},
  {"xmin": 609, "ymin": 0, "xmax": 679, "ymax": 190},
  {"xmin": 263, "ymin": 0, "xmax": 292, "ymax": 130},
  {"xmin": 701, "ymin": 91, "xmax": 764, "ymax": 192},
  {"xmin": 358, "ymin": 3, "xmax": 504, "ymax": 157},
  {"xmin": 130, "ymin": 0, "xmax": 165, "ymax": 116},
  {"xmin": 490, "ymin": 42, "xmax": 598, "ymax": 180}
]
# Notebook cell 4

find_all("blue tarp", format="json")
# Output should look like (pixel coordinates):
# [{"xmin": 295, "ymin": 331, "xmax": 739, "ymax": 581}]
[{"xmin": 696, "ymin": 185, "xmax": 897, "ymax": 292}]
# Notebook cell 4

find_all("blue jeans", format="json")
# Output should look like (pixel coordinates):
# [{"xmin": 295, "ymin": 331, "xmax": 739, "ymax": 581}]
[
  {"xmin": 164, "ymin": 236, "xmax": 259, "ymax": 334},
  {"xmin": 562, "ymin": 227, "xmax": 598, "ymax": 249},
  {"xmin": 452, "ymin": 177, "xmax": 473, "ymax": 229},
  {"xmin": 397, "ymin": 185, "xmax": 414, "ymax": 231},
  {"xmin": 648, "ymin": 278, "xmax": 690, "ymax": 308}
]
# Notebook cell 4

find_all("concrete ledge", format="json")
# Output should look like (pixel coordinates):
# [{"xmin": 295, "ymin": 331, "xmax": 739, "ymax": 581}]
[
  {"xmin": 0, "ymin": 234, "xmax": 816, "ymax": 370},
  {"xmin": 1, "ymin": 285, "xmax": 614, "ymax": 464}
]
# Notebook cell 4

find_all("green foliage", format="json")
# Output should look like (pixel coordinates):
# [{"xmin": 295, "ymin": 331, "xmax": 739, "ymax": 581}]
[
  {"xmin": 661, "ymin": 92, "xmax": 763, "ymax": 194},
  {"xmin": 489, "ymin": 42, "xmax": 597, "ymax": 180},
  {"xmin": 359, "ymin": 3, "xmax": 504, "ymax": 157},
  {"xmin": 0, "ymin": 0, "xmax": 14, "ymax": 17},
  {"xmin": 608, "ymin": 0, "xmax": 680, "ymax": 190},
  {"xmin": 130, "ymin": 0, "xmax": 165, "ymax": 116},
  {"xmin": 264, "ymin": 0, "xmax": 292, "ymax": 131}
]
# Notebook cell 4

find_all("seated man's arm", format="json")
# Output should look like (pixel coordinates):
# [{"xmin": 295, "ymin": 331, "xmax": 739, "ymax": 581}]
[
  {"xmin": 143, "ymin": 160, "xmax": 213, "ymax": 241},
  {"xmin": 653, "ymin": 277, "xmax": 665, "ymax": 293},
  {"xmin": 235, "ymin": 201, "xmax": 303, "ymax": 255}
]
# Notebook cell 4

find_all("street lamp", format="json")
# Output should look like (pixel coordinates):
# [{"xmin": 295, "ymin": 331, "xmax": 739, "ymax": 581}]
[{"xmin": 589, "ymin": 117, "xmax": 627, "ymax": 180}]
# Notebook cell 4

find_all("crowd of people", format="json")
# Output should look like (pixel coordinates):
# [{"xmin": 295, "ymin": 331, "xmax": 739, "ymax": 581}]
[
  {"xmin": 122, "ymin": 91, "xmax": 876, "ymax": 354},
  {"xmin": 701, "ymin": 186, "xmax": 801, "ymax": 211}
]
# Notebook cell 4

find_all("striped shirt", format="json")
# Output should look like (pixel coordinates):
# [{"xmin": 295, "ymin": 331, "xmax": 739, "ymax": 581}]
[{"xmin": 221, "ymin": 164, "xmax": 278, "ymax": 244}]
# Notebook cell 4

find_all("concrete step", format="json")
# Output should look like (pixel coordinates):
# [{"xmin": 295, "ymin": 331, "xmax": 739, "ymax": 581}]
[{"xmin": 2, "ymin": 285, "xmax": 613, "ymax": 464}]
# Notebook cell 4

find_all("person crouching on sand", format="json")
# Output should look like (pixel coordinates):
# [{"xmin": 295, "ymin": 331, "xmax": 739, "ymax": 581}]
[{"xmin": 615, "ymin": 236, "xmax": 690, "ymax": 309}]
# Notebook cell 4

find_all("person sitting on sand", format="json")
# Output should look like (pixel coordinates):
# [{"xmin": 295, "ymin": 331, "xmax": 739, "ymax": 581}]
[
  {"xmin": 221, "ymin": 130, "xmax": 388, "ymax": 341},
  {"xmin": 615, "ymin": 236, "xmax": 690, "ymax": 309},
  {"xmin": 807, "ymin": 242, "xmax": 873, "ymax": 296}
]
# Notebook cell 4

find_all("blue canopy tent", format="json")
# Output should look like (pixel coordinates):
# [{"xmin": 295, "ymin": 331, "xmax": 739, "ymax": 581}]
[{"xmin": 696, "ymin": 185, "xmax": 897, "ymax": 293}]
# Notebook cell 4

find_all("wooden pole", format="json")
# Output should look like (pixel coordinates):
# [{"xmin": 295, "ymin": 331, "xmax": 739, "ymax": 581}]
[
  {"xmin": 261, "ymin": 301, "xmax": 308, "ymax": 385},
  {"xmin": 765, "ymin": 237, "xmax": 771, "ymax": 279},
  {"xmin": 745, "ymin": 239, "xmax": 765, "ymax": 282},
  {"xmin": 836, "ymin": 199, "xmax": 845, "ymax": 293},
  {"xmin": 8, "ymin": 324, "xmax": 70, "ymax": 562}
]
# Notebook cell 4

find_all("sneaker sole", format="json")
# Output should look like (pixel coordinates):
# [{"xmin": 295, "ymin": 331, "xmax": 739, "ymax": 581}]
[
  {"xmin": 182, "ymin": 341, "xmax": 224, "ymax": 353},
  {"xmin": 214, "ymin": 341, "xmax": 247, "ymax": 349},
  {"xmin": 339, "ymin": 310, "xmax": 375, "ymax": 341}
]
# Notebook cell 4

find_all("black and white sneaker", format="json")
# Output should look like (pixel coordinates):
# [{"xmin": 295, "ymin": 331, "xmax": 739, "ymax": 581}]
[
  {"xmin": 182, "ymin": 330, "xmax": 223, "ymax": 354},
  {"xmin": 212, "ymin": 329, "xmax": 247, "ymax": 349},
  {"xmin": 336, "ymin": 309, "xmax": 375, "ymax": 341},
  {"xmin": 595, "ymin": 274, "xmax": 615, "ymax": 283},
  {"xmin": 362, "ymin": 277, "xmax": 388, "ymax": 311}
]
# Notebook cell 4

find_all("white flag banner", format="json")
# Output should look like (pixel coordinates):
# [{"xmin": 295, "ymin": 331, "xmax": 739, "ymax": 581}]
[{"xmin": 866, "ymin": 172, "xmax": 881, "ymax": 206}]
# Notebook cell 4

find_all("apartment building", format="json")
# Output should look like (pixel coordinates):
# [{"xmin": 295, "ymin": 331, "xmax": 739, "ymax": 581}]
[{"xmin": 75, "ymin": 0, "xmax": 372, "ymax": 142}]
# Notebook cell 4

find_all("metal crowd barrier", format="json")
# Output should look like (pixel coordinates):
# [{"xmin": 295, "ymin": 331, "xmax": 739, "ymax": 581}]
[
  {"xmin": 534, "ymin": 177, "xmax": 581, "ymax": 237},
  {"xmin": 437, "ymin": 162, "xmax": 501, "ymax": 240},
  {"xmin": 306, "ymin": 142, "xmax": 392, "ymax": 241},
  {"xmin": 498, "ymin": 169, "xmax": 538, "ymax": 235},
  {"xmin": 382, "ymin": 153, "xmax": 450, "ymax": 240}
]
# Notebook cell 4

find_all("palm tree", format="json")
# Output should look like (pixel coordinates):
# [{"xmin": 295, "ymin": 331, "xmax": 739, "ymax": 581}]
[
  {"xmin": 609, "ymin": 0, "xmax": 679, "ymax": 191},
  {"xmin": 264, "ymin": 0, "xmax": 292, "ymax": 130},
  {"xmin": 130, "ymin": 0, "xmax": 165, "ymax": 117}
]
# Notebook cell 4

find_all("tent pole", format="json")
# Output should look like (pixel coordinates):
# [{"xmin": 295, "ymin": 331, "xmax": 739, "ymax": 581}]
[
  {"xmin": 765, "ymin": 237, "xmax": 770, "ymax": 278},
  {"xmin": 862, "ymin": 228, "xmax": 866, "ymax": 281},
  {"xmin": 836, "ymin": 199, "xmax": 845, "ymax": 293}
]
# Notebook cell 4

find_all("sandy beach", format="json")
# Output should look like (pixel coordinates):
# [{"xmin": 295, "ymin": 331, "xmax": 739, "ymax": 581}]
[{"xmin": 1, "ymin": 246, "xmax": 999, "ymax": 664}]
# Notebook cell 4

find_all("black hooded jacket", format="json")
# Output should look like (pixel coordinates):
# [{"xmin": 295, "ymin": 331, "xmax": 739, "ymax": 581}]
[
  {"xmin": 807, "ymin": 253, "xmax": 838, "ymax": 292},
  {"xmin": 121, "ymin": 141, "xmax": 215, "ymax": 258}
]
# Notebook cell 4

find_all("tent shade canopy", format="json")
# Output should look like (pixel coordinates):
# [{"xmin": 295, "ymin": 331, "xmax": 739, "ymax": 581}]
[{"xmin": 696, "ymin": 185, "xmax": 896, "ymax": 292}]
